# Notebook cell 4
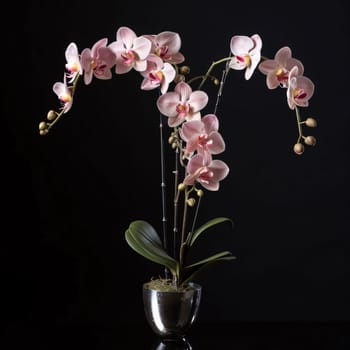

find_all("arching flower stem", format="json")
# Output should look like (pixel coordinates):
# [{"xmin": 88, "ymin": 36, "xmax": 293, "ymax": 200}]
[
  {"xmin": 47, "ymin": 74, "xmax": 80, "ymax": 131},
  {"xmin": 213, "ymin": 52, "xmax": 232, "ymax": 115},
  {"xmin": 187, "ymin": 74, "xmax": 219, "ymax": 86},
  {"xmin": 198, "ymin": 57, "xmax": 233, "ymax": 89}
]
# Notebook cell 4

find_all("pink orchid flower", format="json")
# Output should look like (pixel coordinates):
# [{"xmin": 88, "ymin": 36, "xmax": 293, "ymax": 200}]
[
  {"xmin": 64, "ymin": 42, "xmax": 83, "ymax": 83},
  {"xmin": 179, "ymin": 114, "xmax": 225, "ymax": 157},
  {"xmin": 143, "ymin": 31, "xmax": 185, "ymax": 64},
  {"xmin": 258, "ymin": 46, "xmax": 304, "ymax": 89},
  {"xmin": 184, "ymin": 154, "xmax": 229, "ymax": 191},
  {"xmin": 157, "ymin": 81, "xmax": 209, "ymax": 127},
  {"xmin": 140, "ymin": 54, "xmax": 176, "ymax": 94},
  {"xmin": 287, "ymin": 66, "xmax": 315, "ymax": 109},
  {"xmin": 109, "ymin": 26, "xmax": 151, "ymax": 74},
  {"xmin": 80, "ymin": 38, "xmax": 116, "ymax": 85},
  {"xmin": 52, "ymin": 75, "xmax": 73, "ymax": 113},
  {"xmin": 229, "ymin": 34, "xmax": 262, "ymax": 80}
]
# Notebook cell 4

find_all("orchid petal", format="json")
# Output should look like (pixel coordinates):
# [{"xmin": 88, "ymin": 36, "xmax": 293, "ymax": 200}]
[
  {"xmin": 98, "ymin": 47, "xmax": 116, "ymax": 67},
  {"xmin": 187, "ymin": 154, "xmax": 206, "ymax": 174},
  {"xmin": 258, "ymin": 60, "xmax": 278, "ymax": 74},
  {"xmin": 160, "ymin": 63, "xmax": 176, "ymax": 94},
  {"xmin": 116, "ymin": 26, "xmax": 136, "ymax": 49},
  {"xmin": 275, "ymin": 46, "xmax": 292, "ymax": 66},
  {"xmin": 210, "ymin": 160, "xmax": 230, "ymax": 182},
  {"xmin": 157, "ymin": 92, "xmax": 181, "ymax": 117},
  {"xmin": 65, "ymin": 42, "xmax": 79, "ymax": 62},
  {"xmin": 91, "ymin": 38, "xmax": 108, "ymax": 57},
  {"xmin": 206, "ymin": 132, "xmax": 226, "ymax": 154},
  {"xmin": 133, "ymin": 36, "xmax": 152, "ymax": 60},
  {"xmin": 186, "ymin": 112, "xmax": 202, "ymax": 122},
  {"xmin": 134, "ymin": 60, "xmax": 148, "ymax": 72},
  {"xmin": 230, "ymin": 35, "xmax": 254, "ymax": 55},
  {"xmin": 180, "ymin": 120, "xmax": 203, "ymax": 141},
  {"xmin": 168, "ymin": 115, "xmax": 186, "ymax": 128},
  {"xmin": 266, "ymin": 74, "xmax": 280, "ymax": 89},
  {"xmin": 188, "ymin": 90, "xmax": 209, "ymax": 112},
  {"xmin": 168, "ymin": 52, "xmax": 185, "ymax": 64},
  {"xmin": 174, "ymin": 81, "xmax": 192, "ymax": 101},
  {"xmin": 156, "ymin": 31, "xmax": 181, "ymax": 52},
  {"xmin": 201, "ymin": 181, "xmax": 219, "ymax": 191},
  {"xmin": 229, "ymin": 59, "xmax": 246, "ymax": 70},
  {"xmin": 287, "ymin": 58, "xmax": 304, "ymax": 75},
  {"xmin": 202, "ymin": 114, "xmax": 219, "ymax": 133}
]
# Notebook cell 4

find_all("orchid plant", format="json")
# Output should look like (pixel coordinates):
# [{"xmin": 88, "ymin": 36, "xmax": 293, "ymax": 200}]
[{"xmin": 39, "ymin": 26, "xmax": 317, "ymax": 290}]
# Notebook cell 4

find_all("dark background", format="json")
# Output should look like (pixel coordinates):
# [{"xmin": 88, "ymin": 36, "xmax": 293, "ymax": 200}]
[{"xmin": 4, "ymin": 0, "xmax": 349, "ymax": 347}]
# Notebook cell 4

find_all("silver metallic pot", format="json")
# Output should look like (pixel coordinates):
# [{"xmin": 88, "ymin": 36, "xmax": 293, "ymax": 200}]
[{"xmin": 143, "ymin": 282, "xmax": 202, "ymax": 340}]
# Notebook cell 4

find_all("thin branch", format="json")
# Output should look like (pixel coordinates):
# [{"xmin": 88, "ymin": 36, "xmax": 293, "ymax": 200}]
[{"xmin": 159, "ymin": 109, "xmax": 169, "ymax": 279}]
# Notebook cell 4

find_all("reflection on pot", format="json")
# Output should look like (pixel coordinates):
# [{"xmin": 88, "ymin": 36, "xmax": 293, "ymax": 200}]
[
  {"xmin": 143, "ymin": 282, "xmax": 202, "ymax": 341},
  {"xmin": 150, "ymin": 337, "xmax": 192, "ymax": 350}
]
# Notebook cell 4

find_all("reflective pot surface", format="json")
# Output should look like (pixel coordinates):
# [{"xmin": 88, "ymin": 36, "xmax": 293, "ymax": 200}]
[{"xmin": 143, "ymin": 282, "xmax": 202, "ymax": 340}]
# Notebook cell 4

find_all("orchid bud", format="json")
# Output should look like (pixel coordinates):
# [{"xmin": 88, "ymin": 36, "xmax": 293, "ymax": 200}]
[
  {"xmin": 293, "ymin": 142, "xmax": 304, "ymax": 155},
  {"xmin": 180, "ymin": 66, "xmax": 190, "ymax": 74},
  {"xmin": 197, "ymin": 189, "xmax": 204, "ymax": 197},
  {"xmin": 305, "ymin": 117, "xmax": 317, "ymax": 127},
  {"xmin": 168, "ymin": 136, "xmax": 175, "ymax": 144},
  {"xmin": 174, "ymin": 74, "xmax": 185, "ymax": 83},
  {"xmin": 178, "ymin": 183, "xmax": 186, "ymax": 191},
  {"xmin": 47, "ymin": 110, "xmax": 57, "ymax": 121},
  {"xmin": 304, "ymin": 136, "xmax": 316, "ymax": 146},
  {"xmin": 186, "ymin": 198, "xmax": 196, "ymax": 207},
  {"xmin": 39, "ymin": 128, "xmax": 49, "ymax": 136},
  {"xmin": 39, "ymin": 121, "xmax": 48, "ymax": 131},
  {"xmin": 213, "ymin": 78, "xmax": 219, "ymax": 85}
]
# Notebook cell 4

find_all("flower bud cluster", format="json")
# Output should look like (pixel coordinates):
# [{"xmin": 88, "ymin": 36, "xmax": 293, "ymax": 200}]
[{"xmin": 293, "ymin": 117, "xmax": 318, "ymax": 155}]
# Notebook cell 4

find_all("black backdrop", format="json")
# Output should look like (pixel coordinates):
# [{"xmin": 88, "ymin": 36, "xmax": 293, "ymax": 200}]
[{"xmin": 4, "ymin": 0, "xmax": 349, "ymax": 344}]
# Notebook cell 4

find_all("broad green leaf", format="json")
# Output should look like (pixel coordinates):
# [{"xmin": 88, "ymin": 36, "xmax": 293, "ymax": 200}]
[
  {"xmin": 181, "ymin": 251, "xmax": 236, "ymax": 285},
  {"xmin": 189, "ymin": 217, "xmax": 233, "ymax": 247},
  {"xmin": 125, "ymin": 220, "xmax": 179, "ymax": 277}
]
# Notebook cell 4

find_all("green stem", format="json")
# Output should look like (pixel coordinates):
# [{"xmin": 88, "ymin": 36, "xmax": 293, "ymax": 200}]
[
  {"xmin": 187, "ymin": 74, "xmax": 218, "ymax": 86},
  {"xmin": 159, "ymin": 111, "xmax": 169, "ymax": 279},
  {"xmin": 179, "ymin": 189, "xmax": 189, "ymax": 268},
  {"xmin": 173, "ymin": 145, "xmax": 180, "ymax": 259},
  {"xmin": 186, "ymin": 194, "xmax": 202, "ymax": 245},
  {"xmin": 198, "ymin": 57, "xmax": 233, "ymax": 90},
  {"xmin": 295, "ymin": 106, "xmax": 303, "ymax": 143}
]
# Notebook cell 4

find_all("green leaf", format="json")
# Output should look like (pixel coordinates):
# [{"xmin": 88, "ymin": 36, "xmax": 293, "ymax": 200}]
[
  {"xmin": 189, "ymin": 217, "xmax": 233, "ymax": 247},
  {"xmin": 125, "ymin": 220, "xmax": 179, "ymax": 277},
  {"xmin": 181, "ymin": 251, "xmax": 236, "ymax": 285}
]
